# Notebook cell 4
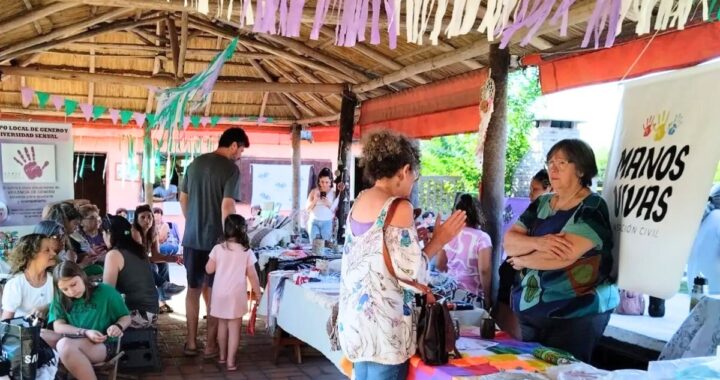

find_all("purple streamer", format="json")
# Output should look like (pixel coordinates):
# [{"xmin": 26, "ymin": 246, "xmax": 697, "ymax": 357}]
[
  {"xmin": 357, "ymin": 0, "xmax": 370, "ymax": 43},
  {"xmin": 520, "ymin": 0, "xmax": 557, "ymax": 46},
  {"xmin": 549, "ymin": 0, "xmax": 577, "ymax": 37},
  {"xmin": 264, "ymin": 0, "xmax": 278, "ymax": 34},
  {"xmin": 370, "ymin": 0, "xmax": 381, "ymax": 44},
  {"xmin": 253, "ymin": 0, "xmax": 264, "ymax": 32},
  {"xmin": 287, "ymin": 0, "xmax": 305, "ymax": 36},
  {"xmin": 582, "ymin": 0, "xmax": 608, "ymax": 48},
  {"xmin": 604, "ymin": 0, "xmax": 621, "ymax": 47},
  {"xmin": 384, "ymin": 0, "xmax": 397, "ymax": 49},
  {"xmin": 310, "ymin": 0, "xmax": 329, "ymax": 39},
  {"xmin": 500, "ymin": 0, "xmax": 532, "ymax": 47},
  {"xmin": 279, "ymin": 0, "xmax": 289, "ymax": 35}
]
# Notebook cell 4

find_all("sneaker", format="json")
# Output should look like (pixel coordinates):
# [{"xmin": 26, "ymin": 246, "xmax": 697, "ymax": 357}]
[{"xmin": 162, "ymin": 282, "xmax": 186, "ymax": 295}]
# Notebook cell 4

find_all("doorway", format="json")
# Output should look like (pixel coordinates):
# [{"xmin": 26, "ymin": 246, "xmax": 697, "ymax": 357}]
[{"xmin": 73, "ymin": 153, "xmax": 108, "ymax": 213}]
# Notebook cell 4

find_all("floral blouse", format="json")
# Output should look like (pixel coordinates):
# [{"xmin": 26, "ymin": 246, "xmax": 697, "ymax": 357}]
[{"xmin": 338, "ymin": 196, "xmax": 428, "ymax": 365}]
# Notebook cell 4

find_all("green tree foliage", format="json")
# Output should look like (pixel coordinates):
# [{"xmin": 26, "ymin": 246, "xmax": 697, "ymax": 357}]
[{"xmin": 420, "ymin": 68, "xmax": 541, "ymax": 194}]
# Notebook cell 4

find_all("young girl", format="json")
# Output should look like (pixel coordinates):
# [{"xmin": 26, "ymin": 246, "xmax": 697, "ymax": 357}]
[
  {"xmin": 50, "ymin": 261, "xmax": 131, "ymax": 380},
  {"xmin": 206, "ymin": 214, "xmax": 262, "ymax": 371}
]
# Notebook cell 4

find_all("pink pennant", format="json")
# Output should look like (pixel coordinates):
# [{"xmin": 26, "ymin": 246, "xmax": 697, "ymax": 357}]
[
  {"xmin": 183, "ymin": 117, "xmax": 191, "ymax": 130},
  {"xmin": 257, "ymin": 117, "xmax": 267, "ymax": 123},
  {"xmin": 20, "ymin": 87, "xmax": 35, "ymax": 108},
  {"xmin": 109, "ymin": 109, "xmax": 120, "ymax": 125},
  {"xmin": 200, "ymin": 116, "xmax": 210, "ymax": 127},
  {"xmin": 133, "ymin": 112, "xmax": 147, "ymax": 128},
  {"xmin": 79, "ymin": 103, "xmax": 94, "ymax": 121},
  {"xmin": 51, "ymin": 95, "xmax": 64, "ymax": 111}
]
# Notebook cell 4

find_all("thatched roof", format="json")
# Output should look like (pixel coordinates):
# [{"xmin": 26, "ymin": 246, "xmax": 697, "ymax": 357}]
[{"xmin": 0, "ymin": 0, "xmax": 628, "ymax": 126}]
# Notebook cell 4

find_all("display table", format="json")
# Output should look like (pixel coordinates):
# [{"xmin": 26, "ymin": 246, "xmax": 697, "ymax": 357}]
[{"xmin": 259, "ymin": 271, "xmax": 556, "ymax": 378}]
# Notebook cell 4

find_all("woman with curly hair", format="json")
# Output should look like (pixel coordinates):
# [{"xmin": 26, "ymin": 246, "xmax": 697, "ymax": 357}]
[
  {"xmin": 338, "ymin": 130, "xmax": 467, "ymax": 379},
  {"xmin": 1, "ymin": 233, "xmax": 63, "ymax": 347}
]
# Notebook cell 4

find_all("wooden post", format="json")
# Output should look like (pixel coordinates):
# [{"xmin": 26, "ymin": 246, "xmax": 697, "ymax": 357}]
[
  {"xmin": 291, "ymin": 123, "xmax": 301, "ymax": 232},
  {"xmin": 481, "ymin": 44, "xmax": 510, "ymax": 304},
  {"xmin": 335, "ymin": 89, "xmax": 357, "ymax": 244},
  {"xmin": 143, "ymin": 128, "xmax": 154, "ymax": 206}
]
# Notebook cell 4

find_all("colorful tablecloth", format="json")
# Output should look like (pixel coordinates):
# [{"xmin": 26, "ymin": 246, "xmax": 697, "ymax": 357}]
[{"xmin": 408, "ymin": 332, "xmax": 551, "ymax": 379}]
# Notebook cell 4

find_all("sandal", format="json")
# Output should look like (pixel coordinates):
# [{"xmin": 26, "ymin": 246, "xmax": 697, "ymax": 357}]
[
  {"xmin": 183, "ymin": 343, "xmax": 198, "ymax": 357},
  {"xmin": 203, "ymin": 350, "xmax": 219, "ymax": 360},
  {"xmin": 159, "ymin": 304, "xmax": 174, "ymax": 314},
  {"xmin": 218, "ymin": 359, "xmax": 227, "ymax": 365},
  {"xmin": 227, "ymin": 364, "xmax": 238, "ymax": 372}
]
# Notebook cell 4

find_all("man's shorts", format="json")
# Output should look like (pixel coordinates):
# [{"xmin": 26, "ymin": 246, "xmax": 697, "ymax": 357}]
[{"xmin": 183, "ymin": 247, "xmax": 214, "ymax": 288}]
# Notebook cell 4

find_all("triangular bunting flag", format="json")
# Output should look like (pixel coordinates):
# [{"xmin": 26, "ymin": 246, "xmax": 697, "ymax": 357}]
[
  {"xmin": 120, "ymin": 110, "xmax": 133, "ymax": 126},
  {"xmin": 64, "ymin": 99, "xmax": 79, "ymax": 116},
  {"xmin": 109, "ymin": 109, "xmax": 120, "ymax": 125},
  {"xmin": 146, "ymin": 114, "xmax": 156, "ymax": 128},
  {"xmin": 210, "ymin": 115, "xmax": 221, "ymax": 127},
  {"xmin": 257, "ymin": 117, "xmax": 267, "ymax": 123},
  {"xmin": 51, "ymin": 95, "xmax": 64, "ymax": 111},
  {"xmin": 36, "ymin": 91, "xmax": 50, "ymax": 109},
  {"xmin": 191, "ymin": 115, "xmax": 201, "ymax": 128},
  {"xmin": 183, "ymin": 117, "xmax": 191, "ymax": 129},
  {"xmin": 200, "ymin": 116, "xmax": 210, "ymax": 127},
  {"xmin": 92, "ymin": 105, "xmax": 107, "ymax": 120},
  {"xmin": 21, "ymin": 87, "xmax": 35, "ymax": 108},
  {"xmin": 133, "ymin": 112, "xmax": 147, "ymax": 128},
  {"xmin": 80, "ymin": 103, "xmax": 94, "ymax": 121}
]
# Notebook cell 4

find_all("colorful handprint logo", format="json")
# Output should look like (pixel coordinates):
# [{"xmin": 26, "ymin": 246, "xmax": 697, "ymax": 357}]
[
  {"xmin": 13, "ymin": 146, "xmax": 49, "ymax": 180},
  {"xmin": 642, "ymin": 111, "xmax": 682, "ymax": 140}
]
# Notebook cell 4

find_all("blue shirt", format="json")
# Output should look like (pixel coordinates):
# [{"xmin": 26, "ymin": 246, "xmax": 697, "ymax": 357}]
[{"xmin": 687, "ymin": 209, "xmax": 720, "ymax": 294}]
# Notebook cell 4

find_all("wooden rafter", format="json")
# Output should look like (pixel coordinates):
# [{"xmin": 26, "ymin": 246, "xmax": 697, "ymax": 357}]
[
  {"xmin": 166, "ymin": 16, "xmax": 180, "ymax": 75},
  {"xmin": 353, "ymin": 1, "xmax": 597, "ymax": 93},
  {"xmin": 0, "ymin": 8, "xmax": 135, "ymax": 62},
  {"xmin": 0, "ymin": 2, "xmax": 77, "ymax": 35},
  {"xmin": 0, "ymin": 12, "xmax": 163, "ymax": 64},
  {"xmin": 177, "ymin": 12, "xmax": 189, "ymax": 79},
  {"xmin": 263, "ymin": 60, "xmax": 337, "ymax": 115},
  {"xmin": 145, "ymin": 21, "xmax": 164, "ymax": 113},
  {"xmin": 129, "ymin": 27, "xmax": 169, "ymax": 45},
  {"xmin": 203, "ymin": 36, "xmax": 222, "ymax": 117},
  {"xmin": 61, "ymin": 42, "xmax": 279, "ymax": 60},
  {"xmin": 246, "ymin": 54, "xmax": 302, "ymax": 119},
  {"xmin": 128, "ymin": 29, "xmax": 156, "ymax": 46},
  {"xmin": 258, "ymin": 92, "xmax": 269, "ymax": 119},
  {"xmin": 0, "ymin": 66, "xmax": 345, "ymax": 93}
]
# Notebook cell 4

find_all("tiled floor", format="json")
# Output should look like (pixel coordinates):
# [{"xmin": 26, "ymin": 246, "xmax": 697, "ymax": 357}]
[{"xmin": 127, "ymin": 264, "xmax": 345, "ymax": 380}]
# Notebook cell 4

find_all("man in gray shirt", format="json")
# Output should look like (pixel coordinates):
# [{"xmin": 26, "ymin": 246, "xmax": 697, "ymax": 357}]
[{"xmin": 179, "ymin": 127, "xmax": 248, "ymax": 357}]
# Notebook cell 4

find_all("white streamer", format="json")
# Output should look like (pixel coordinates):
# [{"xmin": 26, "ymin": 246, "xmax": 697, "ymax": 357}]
[
  {"xmin": 459, "ymin": 0, "xmax": 482, "ymax": 34},
  {"xmin": 429, "ymin": 0, "xmax": 448, "ymax": 44}
]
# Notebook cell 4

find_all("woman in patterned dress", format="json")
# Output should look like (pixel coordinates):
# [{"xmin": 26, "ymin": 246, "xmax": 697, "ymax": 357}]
[{"xmin": 337, "ymin": 130, "xmax": 466, "ymax": 380}]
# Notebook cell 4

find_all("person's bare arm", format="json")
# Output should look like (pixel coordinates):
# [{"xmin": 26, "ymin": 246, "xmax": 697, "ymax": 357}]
[
  {"xmin": 157, "ymin": 223, "xmax": 169, "ymax": 243},
  {"xmin": 221, "ymin": 197, "xmax": 236, "ymax": 225},
  {"xmin": 477, "ymin": 246, "xmax": 493, "ymax": 307},
  {"xmin": 205, "ymin": 256, "xmax": 216, "ymax": 275},
  {"xmin": 1, "ymin": 311, "xmax": 14, "ymax": 320},
  {"xmin": 179, "ymin": 192, "xmax": 189, "ymax": 219},
  {"xmin": 508, "ymin": 233, "xmax": 594, "ymax": 270},
  {"xmin": 504, "ymin": 225, "xmax": 573, "ymax": 259},
  {"xmin": 102, "ymin": 250, "xmax": 124, "ymax": 287},
  {"xmin": 247, "ymin": 264, "xmax": 262, "ymax": 300},
  {"xmin": 435, "ymin": 249, "xmax": 448, "ymax": 272}
]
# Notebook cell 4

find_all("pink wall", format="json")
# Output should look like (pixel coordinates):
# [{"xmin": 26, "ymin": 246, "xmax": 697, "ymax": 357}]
[{"xmin": 72, "ymin": 126, "xmax": 354, "ymax": 238}]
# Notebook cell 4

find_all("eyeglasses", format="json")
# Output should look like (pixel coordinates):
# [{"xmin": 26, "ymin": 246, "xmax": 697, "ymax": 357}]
[
  {"xmin": 545, "ymin": 159, "xmax": 573, "ymax": 170},
  {"xmin": 50, "ymin": 234, "xmax": 65, "ymax": 241}
]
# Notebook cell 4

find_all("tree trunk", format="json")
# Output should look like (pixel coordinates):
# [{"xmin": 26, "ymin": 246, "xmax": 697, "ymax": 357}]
[
  {"xmin": 335, "ymin": 89, "xmax": 357, "ymax": 244},
  {"xmin": 481, "ymin": 44, "xmax": 510, "ymax": 304}
]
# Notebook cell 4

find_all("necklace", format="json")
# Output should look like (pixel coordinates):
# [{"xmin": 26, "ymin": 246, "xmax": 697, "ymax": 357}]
[{"xmin": 551, "ymin": 187, "xmax": 585, "ymax": 212}]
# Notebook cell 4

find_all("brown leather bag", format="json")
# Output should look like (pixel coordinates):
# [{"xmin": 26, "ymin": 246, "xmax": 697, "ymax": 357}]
[{"xmin": 382, "ymin": 198, "xmax": 460, "ymax": 366}]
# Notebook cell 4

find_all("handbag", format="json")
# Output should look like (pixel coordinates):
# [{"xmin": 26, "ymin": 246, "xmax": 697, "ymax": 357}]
[
  {"xmin": 382, "ymin": 198, "xmax": 460, "ymax": 366},
  {"xmin": 0, "ymin": 316, "xmax": 41, "ymax": 379},
  {"xmin": 615, "ymin": 289, "xmax": 645, "ymax": 315}
]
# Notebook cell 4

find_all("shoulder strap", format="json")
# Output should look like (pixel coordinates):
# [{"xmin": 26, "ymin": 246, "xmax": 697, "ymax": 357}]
[{"xmin": 381, "ymin": 198, "xmax": 433, "ymax": 297}]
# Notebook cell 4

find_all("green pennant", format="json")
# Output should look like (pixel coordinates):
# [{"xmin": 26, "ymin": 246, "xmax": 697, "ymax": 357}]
[
  {"xmin": 190, "ymin": 115, "xmax": 201, "ymax": 128},
  {"xmin": 92, "ymin": 105, "xmax": 107, "ymax": 120},
  {"xmin": 64, "ymin": 99, "xmax": 78, "ymax": 116},
  {"xmin": 146, "ymin": 114, "xmax": 156, "ymax": 128},
  {"xmin": 229, "ymin": 116, "xmax": 240, "ymax": 122},
  {"xmin": 120, "ymin": 110, "xmax": 133, "ymax": 126},
  {"xmin": 210, "ymin": 115, "xmax": 221, "ymax": 127},
  {"xmin": 36, "ymin": 92, "xmax": 50, "ymax": 109}
]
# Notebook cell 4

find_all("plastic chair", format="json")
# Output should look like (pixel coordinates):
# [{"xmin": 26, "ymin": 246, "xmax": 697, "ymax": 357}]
[{"xmin": 659, "ymin": 297, "xmax": 720, "ymax": 360}]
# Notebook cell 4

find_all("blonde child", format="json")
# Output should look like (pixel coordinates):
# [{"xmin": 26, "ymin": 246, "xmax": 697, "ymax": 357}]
[
  {"xmin": 206, "ymin": 214, "xmax": 262, "ymax": 371},
  {"xmin": 50, "ymin": 261, "xmax": 130, "ymax": 380}
]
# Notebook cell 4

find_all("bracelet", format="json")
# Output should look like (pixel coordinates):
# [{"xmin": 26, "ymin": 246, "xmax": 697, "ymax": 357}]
[
  {"xmin": 113, "ymin": 323, "xmax": 124, "ymax": 332},
  {"xmin": 77, "ymin": 328, "xmax": 85, "ymax": 337}
]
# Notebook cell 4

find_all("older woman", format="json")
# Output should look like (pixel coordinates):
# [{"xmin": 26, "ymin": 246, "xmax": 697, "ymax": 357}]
[
  {"xmin": 338, "ymin": 130, "xmax": 466, "ymax": 379},
  {"xmin": 1, "ymin": 233, "xmax": 62, "ymax": 346},
  {"xmin": 44, "ymin": 202, "xmax": 85, "ymax": 264},
  {"xmin": 504, "ymin": 139, "xmax": 618, "ymax": 362},
  {"xmin": 436, "ymin": 194, "xmax": 492, "ymax": 306},
  {"xmin": 34, "ymin": 220, "xmax": 68, "ymax": 262},
  {"xmin": 72, "ymin": 204, "xmax": 108, "ymax": 263}
]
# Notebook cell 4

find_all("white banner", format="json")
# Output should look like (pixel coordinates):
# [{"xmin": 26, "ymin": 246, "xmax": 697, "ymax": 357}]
[
  {"xmin": 0, "ymin": 121, "xmax": 74, "ymax": 232},
  {"xmin": 250, "ymin": 164, "xmax": 312, "ymax": 210},
  {"xmin": 602, "ymin": 62, "xmax": 720, "ymax": 299}
]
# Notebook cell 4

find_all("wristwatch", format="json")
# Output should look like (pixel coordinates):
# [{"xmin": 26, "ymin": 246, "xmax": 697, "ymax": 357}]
[{"xmin": 113, "ymin": 323, "xmax": 124, "ymax": 331}]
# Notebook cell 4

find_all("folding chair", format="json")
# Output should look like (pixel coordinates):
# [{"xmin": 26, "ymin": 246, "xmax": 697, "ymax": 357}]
[{"xmin": 92, "ymin": 336, "xmax": 126, "ymax": 380}]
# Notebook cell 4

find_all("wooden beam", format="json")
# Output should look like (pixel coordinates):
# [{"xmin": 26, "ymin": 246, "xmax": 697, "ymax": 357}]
[
  {"xmin": 318, "ymin": 26, "xmax": 429, "ymax": 85},
  {"xmin": 129, "ymin": 27, "xmax": 168, "ymax": 45},
  {"xmin": 297, "ymin": 114, "xmax": 340, "ymax": 124},
  {"xmin": 263, "ymin": 60, "xmax": 337, "ymax": 114},
  {"xmin": 187, "ymin": 18, "xmax": 357, "ymax": 83},
  {"xmin": 280, "ymin": 60, "xmax": 343, "ymax": 104},
  {"xmin": 0, "ymin": 66, "xmax": 345, "ymax": 93},
  {"xmin": 177, "ymin": 12, "xmax": 189, "ymax": 79},
  {"xmin": 203, "ymin": 35, "xmax": 222, "ymax": 117},
  {"xmin": 62, "ymin": 42, "xmax": 279, "ymax": 60},
  {"xmin": 247, "ymin": 59, "xmax": 302, "ymax": 119},
  {"xmin": 0, "ymin": 8, "xmax": 134, "ymax": 61},
  {"xmin": 284, "ymin": 93, "xmax": 320, "ymax": 118},
  {"xmin": 0, "ymin": 14, "xmax": 164, "ymax": 64},
  {"xmin": 166, "ymin": 17, "xmax": 180, "ymax": 75},
  {"xmin": 128, "ymin": 29, "xmax": 156, "ymax": 46},
  {"xmin": 21, "ymin": 0, "xmax": 45, "ymax": 35},
  {"xmin": 291, "ymin": 123, "xmax": 301, "ymax": 231},
  {"xmin": 88, "ymin": 37, "xmax": 96, "ymax": 105},
  {"xmin": 258, "ymin": 92, "xmax": 269, "ymax": 119},
  {"xmin": 0, "ymin": 2, "xmax": 76, "ymax": 35},
  {"xmin": 146, "ymin": 21, "xmax": 163, "ymax": 113}
]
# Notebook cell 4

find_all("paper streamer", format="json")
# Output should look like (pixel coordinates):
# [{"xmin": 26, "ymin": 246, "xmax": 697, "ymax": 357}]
[
  {"xmin": 20, "ymin": 87, "xmax": 34, "ymax": 108},
  {"xmin": 80, "ymin": 103, "xmax": 94, "ymax": 121}
]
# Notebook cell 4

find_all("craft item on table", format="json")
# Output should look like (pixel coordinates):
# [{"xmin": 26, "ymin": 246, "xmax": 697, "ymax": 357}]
[
  {"xmin": 460, "ymin": 325, "xmax": 481, "ymax": 338},
  {"xmin": 456, "ymin": 337, "xmax": 499, "ymax": 352},
  {"xmin": 532, "ymin": 347, "xmax": 577, "ymax": 365},
  {"xmin": 283, "ymin": 249, "xmax": 307, "ymax": 258},
  {"xmin": 315, "ymin": 259, "xmax": 329, "ymax": 273},
  {"xmin": 476, "ymin": 72, "xmax": 496, "ymax": 167},
  {"xmin": 327, "ymin": 302, "xmax": 340, "ymax": 351},
  {"xmin": 480, "ymin": 372, "xmax": 550, "ymax": 380},
  {"xmin": 268, "ymin": 275, "xmax": 293, "ymax": 333},
  {"xmin": 544, "ymin": 362, "xmax": 610, "ymax": 379},
  {"xmin": 328, "ymin": 259, "xmax": 342, "ymax": 273}
]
